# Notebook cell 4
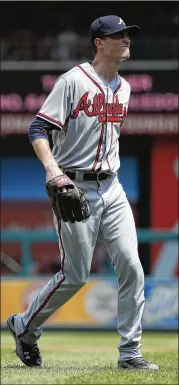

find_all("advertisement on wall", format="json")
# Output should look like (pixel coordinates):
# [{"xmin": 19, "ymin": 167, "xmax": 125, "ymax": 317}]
[
  {"xmin": 1, "ymin": 70, "xmax": 178, "ymax": 135},
  {"xmin": 1, "ymin": 277, "xmax": 178, "ymax": 330},
  {"xmin": 150, "ymin": 138, "xmax": 178, "ymax": 277}
]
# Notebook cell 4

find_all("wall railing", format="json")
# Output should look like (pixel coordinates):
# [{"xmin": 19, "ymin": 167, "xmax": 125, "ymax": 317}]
[{"xmin": 1, "ymin": 229, "xmax": 178, "ymax": 276}]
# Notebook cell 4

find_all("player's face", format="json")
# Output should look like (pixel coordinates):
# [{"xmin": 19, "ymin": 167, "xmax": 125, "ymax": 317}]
[{"xmin": 98, "ymin": 31, "xmax": 131, "ymax": 61}]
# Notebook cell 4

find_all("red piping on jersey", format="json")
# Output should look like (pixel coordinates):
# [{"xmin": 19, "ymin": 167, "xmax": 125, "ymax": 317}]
[
  {"xmin": 17, "ymin": 222, "xmax": 66, "ymax": 339},
  {"xmin": 77, "ymin": 65, "xmax": 105, "ymax": 95},
  {"xmin": 92, "ymin": 123, "xmax": 105, "ymax": 171},
  {"xmin": 37, "ymin": 112, "xmax": 64, "ymax": 129}
]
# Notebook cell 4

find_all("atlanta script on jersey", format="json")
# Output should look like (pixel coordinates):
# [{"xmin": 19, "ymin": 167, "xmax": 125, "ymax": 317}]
[{"xmin": 37, "ymin": 62, "xmax": 131, "ymax": 172}]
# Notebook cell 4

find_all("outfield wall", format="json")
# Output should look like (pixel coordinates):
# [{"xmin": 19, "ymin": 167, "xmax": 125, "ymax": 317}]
[{"xmin": 1, "ymin": 276, "xmax": 178, "ymax": 331}]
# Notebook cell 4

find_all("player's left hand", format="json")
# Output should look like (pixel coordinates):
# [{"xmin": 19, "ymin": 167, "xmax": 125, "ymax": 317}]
[{"xmin": 45, "ymin": 175, "xmax": 91, "ymax": 223}]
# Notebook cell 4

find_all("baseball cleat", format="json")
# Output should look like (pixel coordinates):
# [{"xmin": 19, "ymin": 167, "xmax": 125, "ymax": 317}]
[
  {"xmin": 118, "ymin": 357, "xmax": 159, "ymax": 370},
  {"xmin": 7, "ymin": 314, "xmax": 42, "ymax": 367}
]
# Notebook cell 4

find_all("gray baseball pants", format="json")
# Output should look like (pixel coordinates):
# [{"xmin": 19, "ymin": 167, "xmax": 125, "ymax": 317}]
[{"xmin": 13, "ymin": 173, "xmax": 145, "ymax": 360}]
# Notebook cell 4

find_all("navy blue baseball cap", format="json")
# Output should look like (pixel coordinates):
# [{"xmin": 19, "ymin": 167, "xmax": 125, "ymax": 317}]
[{"xmin": 90, "ymin": 15, "xmax": 141, "ymax": 44}]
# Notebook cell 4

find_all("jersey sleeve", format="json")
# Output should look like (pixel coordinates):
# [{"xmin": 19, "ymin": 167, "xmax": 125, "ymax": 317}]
[{"xmin": 36, "ymin": 76, "xmax": 72, "ymax": 130}]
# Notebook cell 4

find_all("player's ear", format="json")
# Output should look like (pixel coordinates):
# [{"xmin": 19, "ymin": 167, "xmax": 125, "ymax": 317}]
[{"xmin": 94, "ymin": 37, "xmax": 103, "ymax": 50}]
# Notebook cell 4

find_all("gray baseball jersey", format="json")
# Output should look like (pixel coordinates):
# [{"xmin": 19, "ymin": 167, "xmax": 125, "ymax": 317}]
[
  {"xmin": 13, "ymin": 62, "xmax": 145, "ymax": 362},
  {"xmin": 37, "ymin": 62, "xmax": 131, "ymax": 172}
]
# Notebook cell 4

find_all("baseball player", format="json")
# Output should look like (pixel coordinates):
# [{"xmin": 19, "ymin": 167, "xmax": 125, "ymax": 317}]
[{"xmin": 7, "ymin": 15, "xmax": 159, "ymax": 370}]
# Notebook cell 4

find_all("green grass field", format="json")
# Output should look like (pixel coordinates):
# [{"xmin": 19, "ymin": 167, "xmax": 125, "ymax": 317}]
[{"xmin": 1, "ymin": 330, "xmax": 178, "ymax": 384}]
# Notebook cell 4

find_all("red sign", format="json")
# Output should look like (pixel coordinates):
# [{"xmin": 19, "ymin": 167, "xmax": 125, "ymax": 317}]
[{"xmin": 151, "ymin": 138, "xmax": 178, "ymax": 277}]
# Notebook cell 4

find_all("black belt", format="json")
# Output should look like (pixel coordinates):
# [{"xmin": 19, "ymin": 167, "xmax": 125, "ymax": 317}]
[{"xmin": 65, "ymin": 170, "xmax": 112, "ymax": 181}]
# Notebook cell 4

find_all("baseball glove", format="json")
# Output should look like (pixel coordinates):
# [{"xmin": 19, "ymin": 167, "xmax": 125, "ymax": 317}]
[{"xmin": 45, "ymin": 175, "xmax": 91, "ymax": 223}]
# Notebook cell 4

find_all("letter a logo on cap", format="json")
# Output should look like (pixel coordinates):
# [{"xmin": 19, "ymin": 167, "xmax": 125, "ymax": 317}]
[{"xmin": 118, "ymin": 17, "xmax": 124, "ymax": 25}]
